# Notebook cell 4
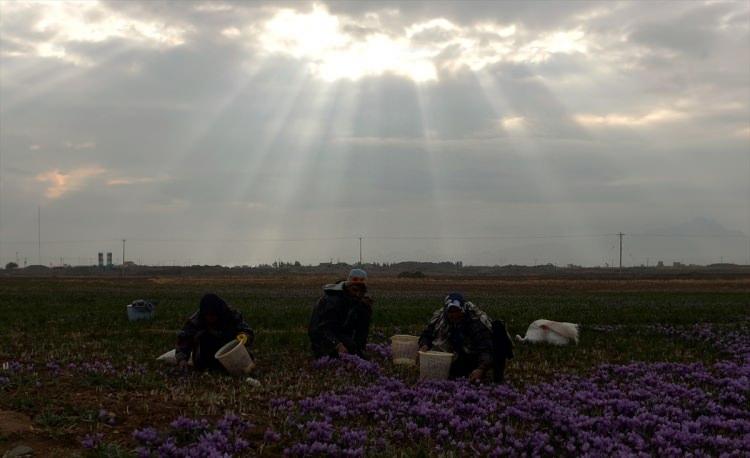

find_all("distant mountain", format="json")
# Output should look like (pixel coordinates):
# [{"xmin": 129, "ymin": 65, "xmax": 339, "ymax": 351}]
[{"xmin": 644, "ymin": 217, "xmax": 746, "ymax": 237}]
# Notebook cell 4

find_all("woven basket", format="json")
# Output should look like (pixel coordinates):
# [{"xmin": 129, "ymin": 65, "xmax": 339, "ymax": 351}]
[
  {"xmin": 391, "ymin": 335, "xmax": 419, "ymax": 365},
  {"xmin": 418, "ymin": 351, "xmax": 453, "ymax": 380}
]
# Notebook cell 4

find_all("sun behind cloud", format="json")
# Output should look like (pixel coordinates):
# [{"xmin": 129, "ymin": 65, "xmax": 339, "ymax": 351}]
[{"xmin": 252, "ymin": 3, "xmax": 588, "ymax": 82}]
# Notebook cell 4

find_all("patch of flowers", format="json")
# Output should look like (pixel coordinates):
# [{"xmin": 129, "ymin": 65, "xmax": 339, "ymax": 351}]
[
  {"xmin": 653, "ymin": 322, "xmax": 750, "ymax": 363},
  {"xmin": 1, "ymin": 360, "xmax": 35, "ymax": 373},
  {"xmin": 130, "ymin": 413, "xmax": 254, "ymax": 457},
  {"xmin": 311, "ymin": 354, "xmax": 383, "ymax": 379},
  {"xmin": 0, "ymin": 358, "xmax": 148, "ymax": 378},
  {"xmin": 273, "ymin": 326, "xmax": 750, "ymax": 456},
  {"xmin": 365, "ymin": 342, "xmax": 392, "ymax": 360}
]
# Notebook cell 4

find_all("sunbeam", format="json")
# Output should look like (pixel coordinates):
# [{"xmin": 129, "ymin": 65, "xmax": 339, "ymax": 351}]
[{"xmin": 473, "ymin": 66, "xmax": 604, "ymax": 258}]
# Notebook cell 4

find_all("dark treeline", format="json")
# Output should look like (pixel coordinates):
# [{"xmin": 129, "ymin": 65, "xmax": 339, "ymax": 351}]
[{"xmin": 2, "ymin": 261, "xmax": 750, "ymax": 279}]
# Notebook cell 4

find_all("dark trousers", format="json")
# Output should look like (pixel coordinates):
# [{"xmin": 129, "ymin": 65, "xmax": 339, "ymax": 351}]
[
  {"xmin": 448, "ymin": 321, "xmax": 514, "ymax": 382},
  {"xmin": 492, "ymin": 320, "xmax": 514, "ymax": 383},
  {"xmin": 192, "ymin": 333, "xmax": 231, "ymax": 371},
  {"xmin": 310, "ymin": 338, "xmax": 338, "ymax": 359},
  {"xmin": 449, "ymin": 353, "xmax": 481, "ymax": 379}
]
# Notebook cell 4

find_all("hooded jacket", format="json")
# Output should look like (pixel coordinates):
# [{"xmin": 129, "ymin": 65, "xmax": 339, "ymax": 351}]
[
  {"xmin": 175, "ymin": 293, "xmax": 254, "ymax": 363},
  {"xmin": 308, "ymin": 281, "xmax": 372, "ymax": 357}
]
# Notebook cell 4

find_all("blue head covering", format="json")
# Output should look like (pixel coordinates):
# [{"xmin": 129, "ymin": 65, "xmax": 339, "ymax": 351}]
[
  {"xmin": 348, "ymin": 268, "xmax": 368, "ymax": 282},
  {"xmin": 444, "ymin": 292, "xmax": 466, "ymax": 312}
]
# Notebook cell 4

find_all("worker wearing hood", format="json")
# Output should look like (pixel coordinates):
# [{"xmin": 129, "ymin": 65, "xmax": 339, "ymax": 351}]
[
  {"xmin": 175, "ymin": 293, "xmax": 254, "ymax": 371},
  {"xmin": 309, "ymin": 269, "xmax": 373, "ymax": 358}
]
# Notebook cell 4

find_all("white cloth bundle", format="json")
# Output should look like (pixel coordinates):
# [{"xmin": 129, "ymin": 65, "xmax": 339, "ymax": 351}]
[{"xmin": 516, "ymin": 319, "xmax": 579, "ymax": 345}]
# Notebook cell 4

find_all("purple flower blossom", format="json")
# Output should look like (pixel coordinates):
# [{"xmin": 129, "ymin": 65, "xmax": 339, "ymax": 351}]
[
  {"xmin": 264, "ymin": 428, "xmax": 281, "ymax": 443},
  {"xmin": 133, "ymin": 427, "xmax": 160, "ymax": 444},
  {"xmin": 170, "ymin": 416, "xmax": 209, "ymax": 431},
  {"xmin": 81, "ymin": 432, "xmax": 104, "ymax": 449},
  {"xmin": 98, "ymin": 409, "xmax": 117, "ymax": 426}
]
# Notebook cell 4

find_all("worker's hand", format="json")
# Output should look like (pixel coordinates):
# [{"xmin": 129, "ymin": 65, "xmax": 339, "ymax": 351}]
[
  {"xmin": 336, "ymin": 343, "xmax": 349, "ymax": 355},
  {"xmin": 362, "ymin": 296, "xmax": 374, "ymax": 306},
  {"xmin": 469, "ymin": 369, "xmax": 484, "ymax": 383},
  {"xmin": 419, "ymin": 345, "xmax": 429, "ymax": 352},
  {"xmin": 177, "ymin": 359, "xmax": 189, "ymax": 370},
  {"xmin": 236, "ymin": 333, "xmax": 249, "ymax": 345}
]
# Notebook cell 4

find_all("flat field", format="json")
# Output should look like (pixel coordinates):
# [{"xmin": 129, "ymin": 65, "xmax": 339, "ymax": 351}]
[{"xmin": 1, "ymin": 275, "xmax": 748, "ymax": 457}]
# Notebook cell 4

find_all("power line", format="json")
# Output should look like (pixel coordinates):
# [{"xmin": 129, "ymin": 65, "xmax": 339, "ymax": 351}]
[
  {"xmin": 365, "ymin": 233, "xmax": 616, "ymax": 240},
  {"xmin": 628, "ymin": 233, "xmax": 749, "ymax": 238},
  {"xmin": 3, "ymin": 232, "xmax": 748, "ymax": 245},
  {"xmin": 37, "ymin": 206, "xmax": 41, "ymax": 265}
]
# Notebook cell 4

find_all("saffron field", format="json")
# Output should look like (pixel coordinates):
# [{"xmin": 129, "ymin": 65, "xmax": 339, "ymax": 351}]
[{"xmin": 0, "ymin": 276, "xmax": 748, "ymax": 457}]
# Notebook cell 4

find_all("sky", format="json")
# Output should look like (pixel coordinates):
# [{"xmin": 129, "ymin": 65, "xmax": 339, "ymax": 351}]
[{"xmin": 0, "ymin": 0, "xmax": 749, "ymax": 267}]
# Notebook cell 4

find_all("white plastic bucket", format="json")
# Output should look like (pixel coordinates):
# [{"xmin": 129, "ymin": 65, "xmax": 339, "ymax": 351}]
[
  {"xmin": 418, "ymin": 351, "xmax": 453, "ymax": 380},
  {"xmin": 391, "ymin": 335, "xmax": 419, "ymax": 365},
  {"xmin": 214, "ymin": 340, "xmax": 255, "ymax": 376}
]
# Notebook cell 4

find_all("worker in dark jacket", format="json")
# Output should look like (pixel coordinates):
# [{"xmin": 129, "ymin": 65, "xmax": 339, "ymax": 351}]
[
  {"xmin": 309, "ymin": 269, "xmax": 372, "ymax": 358},
  {"xmin": 176, "ymin": 293, "xmax": 254, "ymax": 371},
  {"xmin": 419, "ymin": 293, "xmax": 513, "ymax": 382}
]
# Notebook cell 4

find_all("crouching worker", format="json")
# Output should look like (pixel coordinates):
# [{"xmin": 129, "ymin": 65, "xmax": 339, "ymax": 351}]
[
  {"xmin": 418, "ymin": 293, "xmax": 513, "ymax": 383},
  {"xmin": 309, "ymin": 269, "xmax": 372, "ymax": 358},
  {"xmin": 175, "ymin": 293, "xmax": 254, "ymax": 372}
]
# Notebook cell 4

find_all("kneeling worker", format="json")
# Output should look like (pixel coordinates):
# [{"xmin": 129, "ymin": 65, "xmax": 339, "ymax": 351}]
[
  {"xmin": 418, "ymin": 293, "xmax": 513, "ymax": 382},
  {"xmin": 175, "ymin": 293, "xmax": 254, "ymax": 371},
  {"xmin": 309, "ymin": 269, "xmax": 373, "ymax": 358}
]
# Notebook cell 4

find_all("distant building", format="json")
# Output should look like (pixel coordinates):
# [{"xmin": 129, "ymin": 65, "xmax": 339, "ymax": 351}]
[
  {"xmin": 98, "ymin": 253, "xmax": 104, "ymax": 268},
  {"xmin": 657, "ymin": 261, "xmax": 664, "ymax": 267},
  {"xmin": 106, "ymin": 253, "xmax": 113, "ymax": 268}
]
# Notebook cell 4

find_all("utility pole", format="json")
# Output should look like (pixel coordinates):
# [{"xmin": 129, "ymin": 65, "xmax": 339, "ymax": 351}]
[
  {"xmin": 358, "ymin": 237, "xmax": 363, "ymax": 266},
  {"xmin": 121, "ymin": 239, "xmax": 126, "ymax": 276},
  {"xmin": 618, "ymin": 232, "xmax": 624, "ymax": 269},
  {"xmin": 37, "ymin": 206, "xmax": 41, "ymax": 265}
]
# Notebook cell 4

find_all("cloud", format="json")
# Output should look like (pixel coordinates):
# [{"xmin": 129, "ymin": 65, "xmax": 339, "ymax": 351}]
[
  {"xmin": 64, "ymin": 140, "xmax": 96, "ymax": 150},
  {"xmin": 249, "ymin": 3, "xmax": 589, "ymax": 82},
  {"xmin": 107, "ymin": 175, "xmax": 169, "ymax": 186},
  {"xmin": 1, "ymin": 0, "xmax": 189, "ymax": 65},
  {"xmin": 575, "ymin": 108, "xmax": 688, "ymax": 127},
  {"xmin": 36, "ymin": 166, "xmax": 105, "ymax": 199},
  {"xmin": 500, "ymin": 116, "xmax": 525, "ymax": 130}
]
